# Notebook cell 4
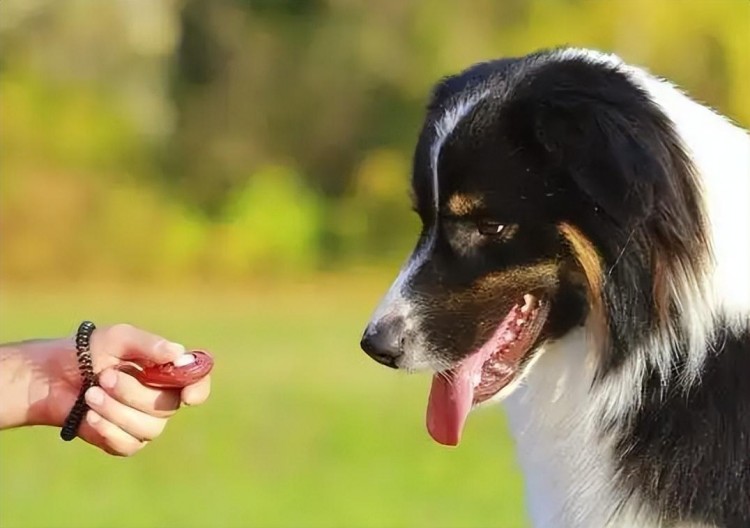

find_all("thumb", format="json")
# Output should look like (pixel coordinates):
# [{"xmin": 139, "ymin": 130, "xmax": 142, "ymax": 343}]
[{"xmin": 96, "ymin": 324, "xmax": 187, "ymax": 365}]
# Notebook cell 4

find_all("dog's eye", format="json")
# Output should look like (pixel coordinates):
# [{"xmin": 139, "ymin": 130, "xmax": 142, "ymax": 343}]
[{"xmin": 476, "ymin": 220, "xmax": 505, "ymax": 236}]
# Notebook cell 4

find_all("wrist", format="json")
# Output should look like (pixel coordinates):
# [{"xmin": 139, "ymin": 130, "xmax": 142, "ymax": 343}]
[{"xmin": 26, "ymin": 337, "xmax": 80, "ymax": 427}]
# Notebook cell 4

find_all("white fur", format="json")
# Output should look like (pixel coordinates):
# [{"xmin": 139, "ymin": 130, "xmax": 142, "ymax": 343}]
[
  {"xmin": 503, "ymin": 329, "xmax": 653, "ymax": 527},
  {"xmin": 503, "ymin": 327, "xmax": 722, "ymax": 528}
]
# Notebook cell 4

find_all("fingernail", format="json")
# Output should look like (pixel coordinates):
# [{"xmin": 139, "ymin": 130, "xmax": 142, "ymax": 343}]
[
  {"xmin": 173, "ymin": 353, "xmax": 196, "ymax": 367},
  {"xmin": 181, "ymin": 390, "xmax": 194, "ymax": 407},
  {"xmin": 160, "ymin": 340, "xmax": 186, "ymax": 358},
  {"xmin": 99, "ymin": 369, "xmax": 117, "ymax": 390},
  {"xmin": 87, "ymin": 410, "xmax": 101, "ymax": 425},
  {"xmin": 85, "ymin": 386, "xmax": 105, "ymax": 406}
]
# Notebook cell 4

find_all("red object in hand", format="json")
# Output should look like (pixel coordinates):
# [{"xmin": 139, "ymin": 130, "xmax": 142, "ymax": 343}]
[{"xmin": 132, "ymin": 350, "xmax": 214, "ymax": 389}]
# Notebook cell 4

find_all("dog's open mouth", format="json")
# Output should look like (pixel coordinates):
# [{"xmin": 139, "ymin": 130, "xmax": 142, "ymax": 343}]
[{"xmin": 426, "ymin": 293, "xmax": 550, "ymax": 446}]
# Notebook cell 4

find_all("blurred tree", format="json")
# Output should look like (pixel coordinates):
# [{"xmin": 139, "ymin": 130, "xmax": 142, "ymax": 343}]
[{"xmin": 1, "ymin": 0, "xmax": 748, "ymax": 283}]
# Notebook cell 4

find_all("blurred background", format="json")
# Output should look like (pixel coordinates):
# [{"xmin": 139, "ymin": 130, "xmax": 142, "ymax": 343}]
[{"xmin": 0, "ymin": 1, "xmax": 747, "ymax": 527}]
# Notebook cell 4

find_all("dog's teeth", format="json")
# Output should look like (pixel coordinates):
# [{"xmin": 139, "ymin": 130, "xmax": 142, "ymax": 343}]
[
  {"xmin": 521, "ymin": 293, "xmax": 537, "ymax": 313},
  {"xmin": 517, "ymin": 319, "xmax": 526, "ymax": 326}
]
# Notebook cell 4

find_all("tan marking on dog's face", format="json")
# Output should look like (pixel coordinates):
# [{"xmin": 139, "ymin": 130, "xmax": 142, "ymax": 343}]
[
  {"xmin": 471, "ymin": 262, "xmax": 559, "ymax": 294},
  {"xmin": 559, "ymin": 223, "xmax": 607, "ymax": 348},
  {"xmin": 446, "ymin": 193, "xmax": 483, "ymax": 217},
  {"xmin": 442, "ymin": 261, "xmax": 559, "ymax": 308}
]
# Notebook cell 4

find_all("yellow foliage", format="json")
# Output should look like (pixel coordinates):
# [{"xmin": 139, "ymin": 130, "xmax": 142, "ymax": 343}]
[
  {"xmin": 1, "ymin": 0, "xmax": 747, "ymax": 284},
  {"xmin": 214, "ymin": 165, "xmax": 323, "ymax": 277}
]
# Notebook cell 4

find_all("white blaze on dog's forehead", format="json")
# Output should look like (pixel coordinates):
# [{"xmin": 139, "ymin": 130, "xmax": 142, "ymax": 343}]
[
  {"xmin": 173, "ymin": 353, "xmax": 195, "ymax": 367},
  {"xmin": 430, "ymin": 90, "xmax": 490, "ymax": 211}
]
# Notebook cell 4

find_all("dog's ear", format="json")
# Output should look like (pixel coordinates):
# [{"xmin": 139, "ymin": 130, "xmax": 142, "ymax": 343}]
[
  {"xmin": 535, "ymin": 100, "xmax": 654, "ymax": 224},
  {"xmin": 526, "ymin": 60, "xmax": 681, "ymax": 227}
]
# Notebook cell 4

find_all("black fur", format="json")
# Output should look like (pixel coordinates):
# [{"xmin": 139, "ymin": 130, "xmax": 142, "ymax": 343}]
[
  {"xmin": 505, "ymin": 57, "xmax": 709, "ymax": 376},
  {"xmin": 618, "ymin": 323, "xmax": 750, "ymax": 527},
  {"xmin": 405, "ymin": 52, "xmax": 709, "ymax": 370}
]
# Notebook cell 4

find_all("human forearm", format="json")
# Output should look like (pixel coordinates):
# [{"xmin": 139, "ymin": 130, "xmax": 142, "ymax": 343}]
[{"xmin": 0, "ymin": 337, "xmax": 78, "ymax": 430}]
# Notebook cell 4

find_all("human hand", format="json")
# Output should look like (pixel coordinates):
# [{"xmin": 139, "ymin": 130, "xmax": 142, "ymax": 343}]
[{"xmin": 32, "ymin": 324, "xmax": 212, "ymax": 456}]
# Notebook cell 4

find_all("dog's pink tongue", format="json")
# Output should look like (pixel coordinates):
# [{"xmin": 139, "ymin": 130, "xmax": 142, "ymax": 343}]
[
  {"xmin": 426, "ymin": 351, "xmax": 487, "ymax": 446},
  {"xmin": 426, "ymin": 371, "xmax": 474, "ymax": 446}
]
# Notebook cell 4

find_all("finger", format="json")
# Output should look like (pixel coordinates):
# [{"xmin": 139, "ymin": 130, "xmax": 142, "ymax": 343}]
[
  {"xmin": 76, "ymin": 420, "xmax": 121, "ymax": 457},
  {"xmin": 85, "ymin": 386, "xmax": 168, "ymax": 442},
  {"xmin": 78, "ymin": 410, "xmax": 147, "ymax": 457},
  {"xmin": 98, "ymin": 368, "xmax": 181, "ymax": 417},
  {"xmin": 181, "ymin": 375, "xmax": 211, "ymax": 406},
  {"xmin": 92, "ymin": 323, "xmax": 187, "ymax": 365}
]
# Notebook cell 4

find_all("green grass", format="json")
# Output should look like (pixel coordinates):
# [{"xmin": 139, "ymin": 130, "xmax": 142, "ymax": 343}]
[{"xmin": 0, "ymin": 280, "xmax": 528, "ymax": 528}]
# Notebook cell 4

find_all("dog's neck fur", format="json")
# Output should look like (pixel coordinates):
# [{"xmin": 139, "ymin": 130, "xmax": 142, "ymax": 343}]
[
  {"xmin": 503, "ymin": 327, "xmax": 723, "ymax": 528},
  {"xmin": 502, "ymin": 328, "xmax": 633, "ymax": 528}
]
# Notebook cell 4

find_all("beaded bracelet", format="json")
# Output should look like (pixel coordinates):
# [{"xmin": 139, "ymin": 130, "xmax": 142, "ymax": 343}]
[{"xmin": 60, "ymin": 321, "xmax": 97, "ymax": 441}]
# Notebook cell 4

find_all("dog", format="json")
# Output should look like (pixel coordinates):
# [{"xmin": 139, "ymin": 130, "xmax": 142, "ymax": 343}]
[{"xmin": 360, "ymin": 47, "xmax": 750, "ymax": 528}]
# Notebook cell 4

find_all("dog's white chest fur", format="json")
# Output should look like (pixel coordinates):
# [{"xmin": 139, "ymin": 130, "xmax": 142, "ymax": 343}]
[
  {"xmin": 502, "ymin": 329, "xmax": 720, "ymax": 528},
  {"xmin": 504, "ymin": 330, "xmax": 667, "ymax": 528},
  {"xmin": 502, "ymin": 328, "xmax": 625, "ymax": 528}
]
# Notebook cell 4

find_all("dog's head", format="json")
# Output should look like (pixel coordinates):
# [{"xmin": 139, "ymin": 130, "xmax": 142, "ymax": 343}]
[{"xmin": 360, "ymin": 49, "xmax": 707, "ymax": 445}]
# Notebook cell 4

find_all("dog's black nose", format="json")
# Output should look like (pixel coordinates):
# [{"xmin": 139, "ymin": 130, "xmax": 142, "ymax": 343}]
[{"xmin": 360, "ymin": 318, "xmax": 405, "ymax": 369}]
